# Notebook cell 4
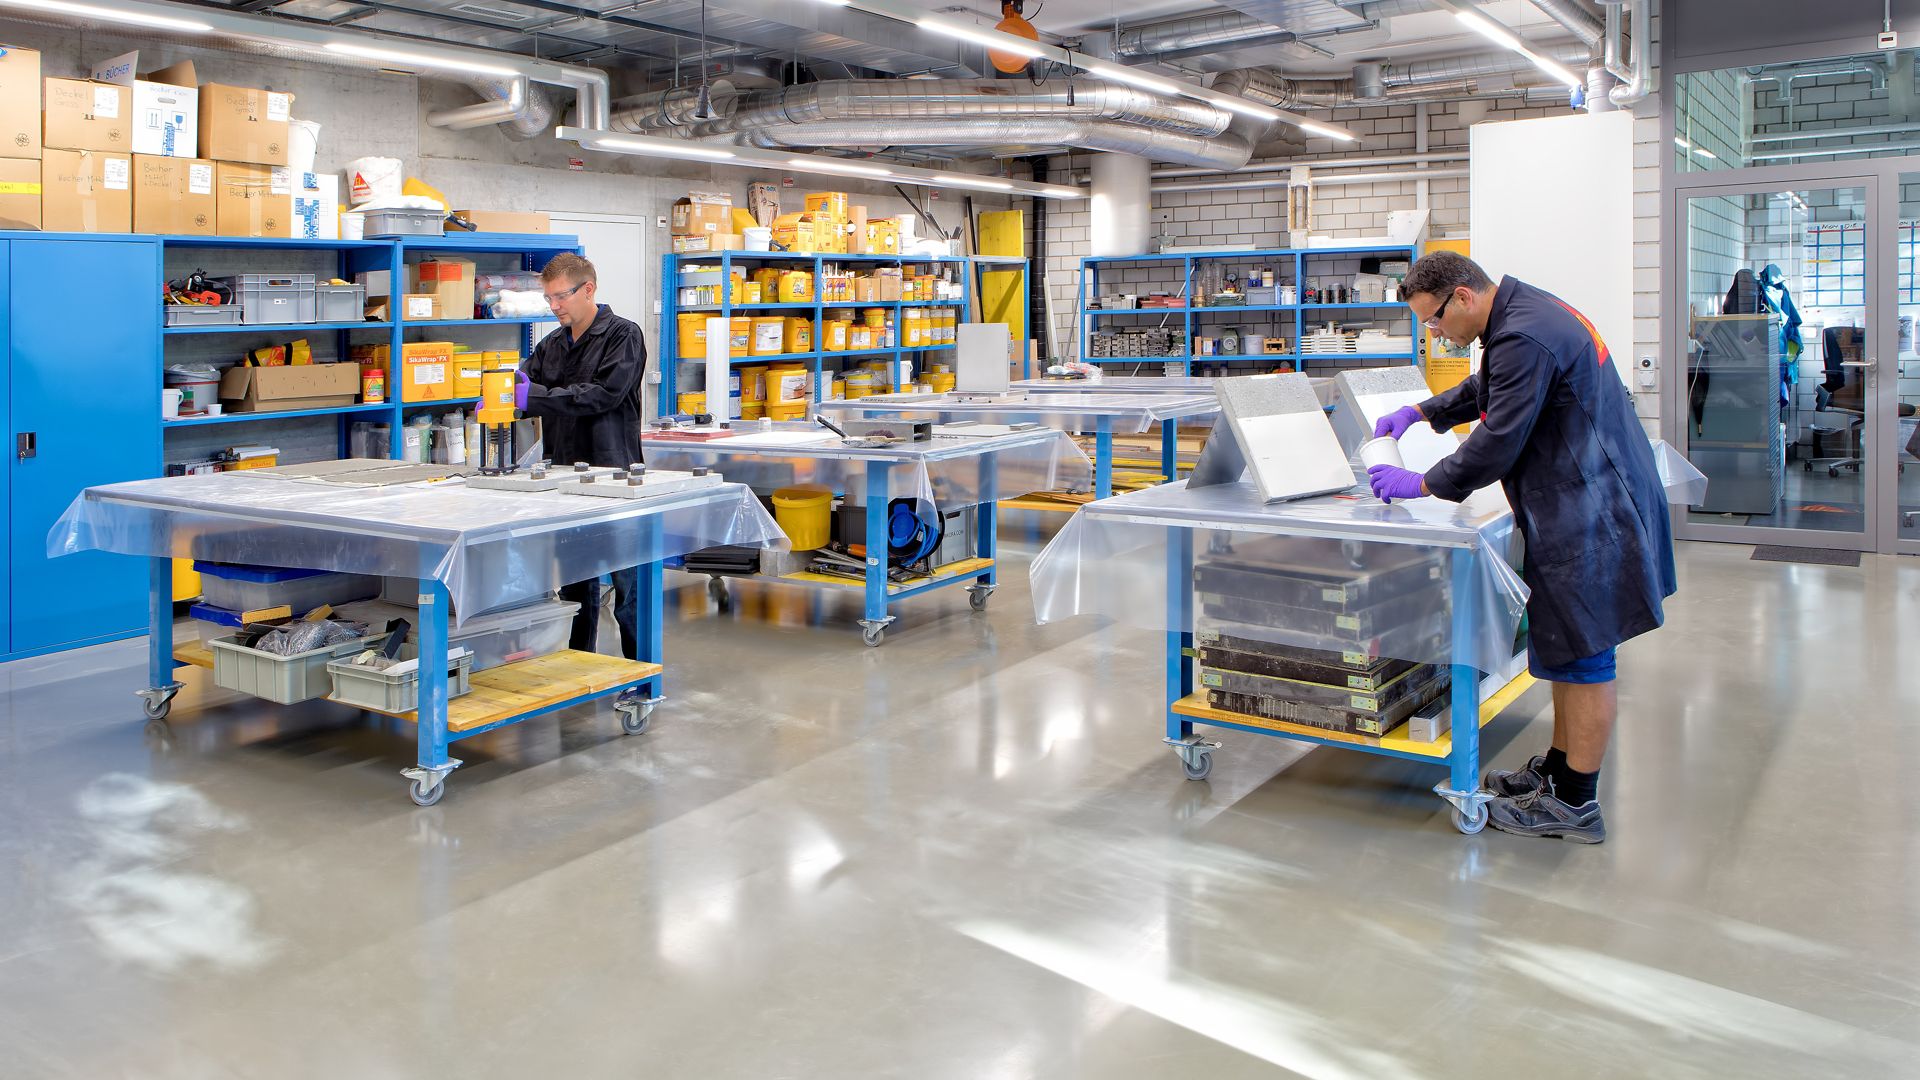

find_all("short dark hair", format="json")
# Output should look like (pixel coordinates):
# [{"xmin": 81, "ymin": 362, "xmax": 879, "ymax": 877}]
[
  {"xmin": 1398, "ymin": 251, "xmax": 1492, "ymax": 302},
  {"xmin": 541, "ymin": 252, "xmax": 597, "ymax": 287}
]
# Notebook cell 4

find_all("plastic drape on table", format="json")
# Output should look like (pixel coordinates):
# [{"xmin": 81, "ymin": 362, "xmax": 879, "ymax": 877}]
[
  {"xmin": 50, "ymin": 474, "xmax": 786, "ymax": 625},
  {"xmin": 815, "ymin": 392, "xmax": 1218, "ymax": 435},
  {"xmin": 647, "ymin": 429, "xmax": 1092, "ymax": 509},
  {"xmin": 1030, "ymin": 480, "xmax": 1530, "ymax": 679}
]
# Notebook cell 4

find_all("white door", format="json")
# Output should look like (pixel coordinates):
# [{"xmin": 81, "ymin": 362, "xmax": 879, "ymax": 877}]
[{"xmin": 544, "ymin": 212, "xmax": 654, "ymax": 418}]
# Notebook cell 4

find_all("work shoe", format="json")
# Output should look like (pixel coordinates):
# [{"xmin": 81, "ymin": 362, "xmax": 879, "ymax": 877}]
[
  {"xmin": 1483, "ymin": 754, "xmax": 1548, "ymax": 798},
  {"xmin": 1487, "ymin": 786, "xmax": 1606, "ymax": 844}
]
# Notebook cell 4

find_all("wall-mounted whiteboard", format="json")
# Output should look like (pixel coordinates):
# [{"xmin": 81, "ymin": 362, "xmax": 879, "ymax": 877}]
[{"xmin": 1470, "ymin": 111, "xmax": 1635, "ymax": 384}]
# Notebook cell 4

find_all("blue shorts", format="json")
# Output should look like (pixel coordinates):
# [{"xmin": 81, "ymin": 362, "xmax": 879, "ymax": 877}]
[{"xmin": 1529, "ymin": 646, "xmax": 1617, "ymax": 684}]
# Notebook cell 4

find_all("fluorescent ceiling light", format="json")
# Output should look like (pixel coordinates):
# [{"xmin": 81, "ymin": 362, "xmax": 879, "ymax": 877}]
[
  {"xmin": 0, "ymin": 0, "xmax": 211, "ymax": 31},
  {"xmin": 1081, "ymin": 61, "xmax": 1183, "ymax": 96},
  {"xmin": 945, "ymin": 177, "xmax": 1015, "ymax": 190},
  {"xmin": 799, "ymin": 160, "xmax": 895, "ymax": 178},
  {"xmin": 916, "ymin": 16, "xmax": 1047, "ymax": 58},
  {"xmin": 1532, "ymin": 56, "xmax": 1582, "ymax": 87},
  {"xmin": 801, "ymin": 0, "xmax": 851, "ymax": 5},
  {"xmin": 1301, "ymin": 122, "xmax": 1358, "ymax": 143},
  {"xmin": 324, "ymin": 42, "xmax": 521, "ymax": 77},
  {"xmin": 1454, "ymin": 9, "xmax": 1521, "ymax": 50},
  {"xmin": 589, "ymin": 136, "xmax": 738, "ymax": 161}
]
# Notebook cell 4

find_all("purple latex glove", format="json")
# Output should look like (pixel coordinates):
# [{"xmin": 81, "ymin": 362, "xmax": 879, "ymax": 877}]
[
  {"xmin": 1368, "ymin": 464, "xmax": 1427, "ymax": 503},
  {"xmin": 514, "ymin": 368, "xmax": 530, "ymax": 411},
  {"xmin": 1373, "ymin": 404, "xmax": 1424, "ymax": 440}
]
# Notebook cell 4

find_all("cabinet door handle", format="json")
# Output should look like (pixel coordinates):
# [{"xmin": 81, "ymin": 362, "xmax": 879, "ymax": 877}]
[{"xmin": 16, "ymin": 432, "xmax": 35, "ymax": 461}]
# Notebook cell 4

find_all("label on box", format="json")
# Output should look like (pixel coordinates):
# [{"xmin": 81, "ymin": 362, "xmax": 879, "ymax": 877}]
[
  {"xmin": 266, "ymin": 92, "xmax": 291, "ymax": 122},
  {"xmin": 189, "ymin": 163, "xmax": 213, "ymax": 194},
  {"xmin": 1336, "ymin": 615, "xmax": 1359, "ymax": 631},
  {"xmin": 405, "ymin": 297, "xmax": 434, "ymax": 318},
  {"xmin": 1320, "ymin": 587, "xmax": 1345, "ymax": 603},
  {"xmin": 413, "ymin": 363, "xmax": 446, "ymax": 385},
  {"xmin": 269, "ymin": 166, "xmax": 291, "ymax": 195},
  {"xmin": 103, "ymin": 157, "xmax": 130, "ymax": 190},
  {"xmin": 93, "ymin": 86, "xmax": 120, "ymax": 119}
]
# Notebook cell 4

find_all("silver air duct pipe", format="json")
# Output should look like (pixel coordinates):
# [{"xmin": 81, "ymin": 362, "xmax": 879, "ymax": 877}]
[
  {"xmin": 1338, "ymin": 0, "xmax": 1446, "ymax": 17},
  {"xmin": 428, "ymin": 75, "xmax": 555, "ymax": 138},
  {"xmin": 689, "ymin": 80, "xmax": 1232, "ymax": 139},
  {"xmin": 731, "ymin": 118, "xmax": 1256, "ymax": 171},
  {"xmin": 1114, "ymin": 11, "xmax": 1300, "ymax": 60},
  {"xmin": 1530, "ymin": 0, "xmax": 1604, "ymax": 48},
  {"xmin": 1214, "ymin": 43, "xmax": 1587, "ymax": 111},
  {"xmin": 1599, "ymin": 0, "xmax": 1652, "ymax": 107}
]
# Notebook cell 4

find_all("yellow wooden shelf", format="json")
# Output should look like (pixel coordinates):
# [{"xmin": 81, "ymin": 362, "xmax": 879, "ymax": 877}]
[
  {"xmin": 778, "ymin": 556, "xmax": 994, "ymax": 593},
  {"xmin": 173, "ymin": 640, "xmax": 215, "ymax": 670},
  {"xmin": 1171, "ymin": 671, "xmax": 1536, "ymax": 760},
  {"xmin": 355, "ymin": 649, "xmax": 662, "ymax": 733}
]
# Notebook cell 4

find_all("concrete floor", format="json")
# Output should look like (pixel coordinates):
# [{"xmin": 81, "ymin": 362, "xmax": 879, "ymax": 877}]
[{"xmin": 1, "ymin": 527, "xmax": 1917, "ymax": 1079}]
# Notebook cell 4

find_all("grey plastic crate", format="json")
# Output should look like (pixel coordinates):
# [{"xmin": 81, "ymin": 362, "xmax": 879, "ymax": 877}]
[
  {"xmin": 364, "ymin": 207, "xmax": 445, "ymax": 238},
  {"xmin": 327, "ymin": 643, "xmax": 473, "ymax": 713},
  {"xmin": 315, "ymin": 283, "xmax": 368, "ymax": 323},
  {"xmin": 210, "ymin": 631, "xmax": 391, "ymax": 705},
  {"xmin": 214, "ymin": 273, "xmax": 318, "ymax": 325},
  {"xmin": 165, "ymin": 305, "xmax": 244, "ymax": 327}
]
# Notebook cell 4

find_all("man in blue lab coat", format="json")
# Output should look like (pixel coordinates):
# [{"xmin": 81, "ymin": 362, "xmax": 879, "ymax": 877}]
[{"xmin": 1368, "ymin": 251, "xmax": 1675, "ymax": 844}]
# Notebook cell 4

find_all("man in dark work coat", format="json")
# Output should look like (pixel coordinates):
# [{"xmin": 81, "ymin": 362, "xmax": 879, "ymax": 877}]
[{"xmin": 1367, "ymin": 251, "xmax": 1675, "ymax": 844}]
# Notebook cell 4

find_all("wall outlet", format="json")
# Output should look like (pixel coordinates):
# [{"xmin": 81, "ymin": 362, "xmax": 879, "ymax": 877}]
[{"xmin": 655, "ymin": 215, "xmax": 667, "ymax": 228}]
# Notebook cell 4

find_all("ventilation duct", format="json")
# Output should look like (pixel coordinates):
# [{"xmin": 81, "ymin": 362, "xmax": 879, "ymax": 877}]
[
  {"xmin": 1113, "ymin": 11, "xmax": 1304, "ymax": 61},
  {"xmin": 731, "ymin": 119, "xmax": 1256, "ymax": 172},
  {"xmin": 1530, "ymin": 0, "xmax": 1604, "ymax": 48},
  {"xmin": 428, "ymin": 75, "xmax": 555, "ymax": 138},
  {"xmin": 1212, "ymin": 42, "xmax": 1589, "ymax": 110}
]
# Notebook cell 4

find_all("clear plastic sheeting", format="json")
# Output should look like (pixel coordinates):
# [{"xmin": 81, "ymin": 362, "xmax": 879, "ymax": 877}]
[
  {"xmin": 1649, "ymin": 439, "xmax": 1709, "ymax": 506},
  {"xmin": 50, "ymin": 473, "xmax": 786, "ymax": 625},
  {"xmin": 646, "ymin": 427, "xmax": 1091, "ymax": 509},
  {"xmin": 816, "ymin": 391, "xmax": 1219, "ymax": 436},
  {"xmin": 1031, "ymin": 479, "xmax": 1530, "ymax": 679}
]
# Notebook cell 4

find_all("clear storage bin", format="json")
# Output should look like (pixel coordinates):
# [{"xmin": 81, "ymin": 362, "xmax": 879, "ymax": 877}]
[
  {"xmin": 195, "ymin": 562, "xmax": 380, "ymax": 614},
  {"xmin": 445, "ymin": 598, "xmax": 578, "ymax": 671}
]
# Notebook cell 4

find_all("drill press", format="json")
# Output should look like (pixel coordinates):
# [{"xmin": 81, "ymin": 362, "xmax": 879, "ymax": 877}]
[{"xmin": 474, "ymin": 367, "xmax": 520, "ymax": 476}]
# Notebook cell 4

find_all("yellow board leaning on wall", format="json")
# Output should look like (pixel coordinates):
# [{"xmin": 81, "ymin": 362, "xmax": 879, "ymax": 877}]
[
  {"xmin": 1421, "ymin": 236, "xmax": 1473, "ymax": 434},
  {"xmin": 976, "ymin": 210, "xmax": 1028, "ymax": 343}
]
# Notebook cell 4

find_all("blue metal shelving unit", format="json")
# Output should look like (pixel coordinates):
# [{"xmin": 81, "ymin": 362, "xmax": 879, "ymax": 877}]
[
  {"xmin": 658, "ymin": 252, "xmax": 1029, "ymax": 417},
  {"xmin": 158, "ymin": 232, "xmax": 581, "ymax": 460},
  {"xmin": 1077, "ymin": 244, "xmax": 1422, "ymax": 373}
]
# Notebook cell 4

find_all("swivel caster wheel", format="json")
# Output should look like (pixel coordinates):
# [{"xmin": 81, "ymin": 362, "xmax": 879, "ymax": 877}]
[
  {"xmin": 136, "ymin": 684, "xmax": 181, "ymax": 721},
  {"xmin": 1830, "ymin": 467, "xmax": 1842, "ymax": 478},
  {"xmin": 1181, "ymin": 752, "xmax": 1213, "ymax": 781},
  {"xmin": 968, "ymin": 587, "xmax": 993, "ymax": 612},
  {"xmin": 1452, "ymin": 801, "xmax": 1488, "ymax": 835},
  {"xmin": 618, "ymin": 700, "xmax": 656, "ymax": 735},
  {"xmin": 862, "ymin": 625, "xmax": 886, "ymax": 648},
  {"xmin": 143, "ymin": 697, "xmax": 172, "ymax": 721},
  {"xmin": 409, "ymin": 778, "xmax": 446, "ymax": 807}
]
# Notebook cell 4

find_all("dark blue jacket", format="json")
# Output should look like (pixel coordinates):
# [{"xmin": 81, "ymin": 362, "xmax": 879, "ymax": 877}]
[{"xmin": 1418, "ymin": 277, "xmax": 1677, "ymax": 667}]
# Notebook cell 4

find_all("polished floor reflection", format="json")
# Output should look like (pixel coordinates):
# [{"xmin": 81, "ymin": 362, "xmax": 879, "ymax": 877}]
[{"xmin": 1, "ymin": 527, "xmax": 1916, "ymax": 1079}]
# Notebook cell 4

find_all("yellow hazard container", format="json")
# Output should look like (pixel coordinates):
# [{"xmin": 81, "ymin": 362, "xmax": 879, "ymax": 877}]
[
  {"xmin": 829, "ymin": 378, "xmax": 846, "ymax": 400},
  {"xmin": 844, "ymin": 371, "xmax": 876, "ymax": 399},
  {"xmin": 782, "ymin": 317, "xmax": 813, "ymax": 353},
  {"xmin": 751, "ymin": 317, "xmax": 785, "ymax": 356},
  {"xmin": 848, "ymin": 325, "xmax": 875, "ymax": 351},
  {"xmin": 728, "ymin": 317, "xmax": 752, "ymax": 357},
  {"xmin": 821, "ymin": 319, "xmax": 849, "ymax": 352},
  {"xmin": 767, "ymin": 402, "xmax": 808, "ymax": 421},
  {"xmin": 677, "ymin": 392, "xmax": 706, "ymax": 414},
  {"xmin": 739, "ymin": 281, "xmax": 764, "ymax": 305},
  {"xmin": 740, "ymin": 401, "xmax": 766, "ymax": 420},
  {"xmin": 738, "ymin": 365, "xmax": 768, "ymax": 402},
  {"xmin": 767, "ymin": 363, "xmax": 809, "ymax": 407},
  {"xmin": 861, "ymin": 307, "xmax": 887, "ymax": 328},
  {"xmin": 675, "ymin": 313, "xmax": 710, "ymax": 359},
  {"xmin": 772, "ymin": 485, "xmax": 832, "ymax": 549},
  {"xmin": 928, "ymin": 372, "xmax": 956, "ymax": 394}
]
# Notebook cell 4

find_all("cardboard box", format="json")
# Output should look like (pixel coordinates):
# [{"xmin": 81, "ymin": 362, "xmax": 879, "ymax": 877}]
[
  {"xmin": 199, "ymin": 83, "xmax": 292, "ymax": 166},
  {"xmin": 408, "ymin": 257, "xmax": 476, "ymax": 320},
  {"xmin": 91, "ymin": 54, "xmax": 198, "ymax": 158},
  {"xmin": 0, "ymin": 45, "xmax": 41, "ymax": 160},
  {"xmin": 747, "ymin": 181, "xmax": 779, "ymax": 228},
  {"xmin": 403, "ymin": 294, "xmax": 438, "ymax": 320},
  {"xmin": 133, "ymin": 155, "xmax": 214, "ymax": 235},
  {"xmin": 44, "ymin": 78, "xmax": 132, "ymax": 153},
  {"xmin": 42, "ymin": 148, "xmax": 131, "ymax": 232},
  {"xmin": 0, "ymin": 157, "xmax": 38, "ymax": 229},
  {"xmin": 214, "ymin": 161, "xmax": 292, "ymax": 238},
  {"xmin": 453, "ymin": 209, "xmax": 550, "ymax": 234},
  {"xmin": 804, "ymin": 191, "xmax": 849, "ymax": 222},
  {"xmin": 400, "ymin": 341, "xmax": 454, "ymax": 403},
  {"xmin": 219, "ymin": 363, "xmax": 361, "ymax": 413},
  {"xmin": 671, "ymin": 191, "xmax": 732, "ymax": 236}
]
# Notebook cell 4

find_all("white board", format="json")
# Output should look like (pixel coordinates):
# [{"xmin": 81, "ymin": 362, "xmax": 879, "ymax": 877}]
[{"xmin": 1470, "ymin": 111, "xmax": 1635, "ymax": 385}]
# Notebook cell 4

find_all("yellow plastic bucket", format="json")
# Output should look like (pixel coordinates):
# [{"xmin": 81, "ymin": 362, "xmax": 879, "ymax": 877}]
[
  {"xmin": 928, "ymin": 372, "xmax": 956, "ymax": 394},
  {"xmin": 740, "ymin": 401, "xmax": 766, "ymax": 420},
  {"xmin": 676, "ymin": 392, "xmax": 706, "ymax": 414},
  {"xmin": 772, "ymin": 485, "xmax": 833, "ymax": 550},
  {"xmin": 739, "ymin": 365, "xmax": 768, "ymax": 402},
  {"xmin": 844, "ymin": 371, "xmax": 875, "ymax": 399},
  {"xmin": 675, "ymin": 313, "xmax": 709, "ymax": 359},
  {"xmin": 767, "ymin": 402, "xmax": 808, "ymax": 421},
  {"xmin": 767, "ymin": 363, "xmax": 809, "ymax": 405},
  {"xmin": 751, "ymin": 317, "xmax": 785, "ymax": 356},
  {"xmin": 862, "ymin": 307, "xmax": 887, "ymax": 328}
]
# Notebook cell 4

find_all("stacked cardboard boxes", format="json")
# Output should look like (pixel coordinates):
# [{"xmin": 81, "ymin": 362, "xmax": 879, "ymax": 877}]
[{"xmin": 0, "ymin": 45, "xmax": 43, "ymax": 231}]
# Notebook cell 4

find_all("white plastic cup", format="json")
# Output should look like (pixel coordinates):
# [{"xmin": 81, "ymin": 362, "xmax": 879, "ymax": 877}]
[
  {"xmin": 161, "ymin": 389, "xmax": 183, "ymax": 419},
  {"xmin": 1359, "ymin": 435, "xmax": 1405, "ymax": 471},
  {"xmin": 204, "ymin": 403, "xmax": 224, "ymax": 416}
]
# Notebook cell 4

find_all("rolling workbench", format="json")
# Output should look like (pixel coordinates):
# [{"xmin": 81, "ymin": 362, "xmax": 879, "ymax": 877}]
[
  {"xmin": 818, "ymin": 390, "xmax": 1220, "ymax": 501},
  {"xmin": 648, "ymin": 424, "xmax": 1089, "ymax": 646},
  {"xmin": 50, "ymin": 468, "xmax": 784, "ymax": 805}
]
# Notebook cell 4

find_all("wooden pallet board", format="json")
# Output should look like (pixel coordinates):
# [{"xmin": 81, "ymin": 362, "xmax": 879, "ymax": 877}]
[
  {"xmin": 173, "ymin": 640, "xmax": 215, "ymax": 670},
  {"xmin": 357, "ymin": 650, "xmax": 663, "ymax": 733},
  {"xmin": 1171, "ymin": 673, "xmax": 1536, "ymax": 761},
  {"xmin": 779, "ymin": 557, "xmax": 994, "ymax": 593}
]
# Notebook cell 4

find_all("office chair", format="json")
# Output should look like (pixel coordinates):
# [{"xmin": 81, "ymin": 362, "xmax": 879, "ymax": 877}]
[{"xmin": 1806, "ymin": 326, "xmax": 1918, "ymax": 476}]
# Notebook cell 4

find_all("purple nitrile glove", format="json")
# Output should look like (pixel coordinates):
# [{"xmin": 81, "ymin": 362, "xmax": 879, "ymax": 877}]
[
  {"xmin": 514, "ymin": 368, "xmax": 530, "ymax": 411},
  {"xmin": 1368, "ymin": 464, "xmax": 1426, "ymax": 503},
  {"xmin": 1373, "ymin": 404, "xmax": 1424, "ymax": 440}
]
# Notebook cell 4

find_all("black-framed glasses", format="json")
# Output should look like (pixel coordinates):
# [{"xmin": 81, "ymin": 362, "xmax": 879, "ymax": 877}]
[
  {"xmin": 544, "ymin": 280, "xmax": 587, "ymax": 306},
  {"xmin": 1422, "ymin": 289, "xmax": 1456, "ymax": 329}
]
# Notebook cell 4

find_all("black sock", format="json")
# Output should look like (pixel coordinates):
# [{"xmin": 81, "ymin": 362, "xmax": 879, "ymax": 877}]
[
  {"xmin": 1543, "ymin": 746, "xmax": 1567, "ymax": 776},
  {"xmin": 1549, "ymin": 761, "xmax": 1599, "ymax": 806}
]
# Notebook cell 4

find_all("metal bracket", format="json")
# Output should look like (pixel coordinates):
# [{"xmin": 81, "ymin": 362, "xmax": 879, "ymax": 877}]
[
  {"xmin": 966, "ymin": 583, "xmax": 997, "ymax": 598},
  {"xmin": 1432, "ymin": 781, "xmax": 1493, "ymax": 816},
  {"xmin": 857, "ymin": 616, "xmax": 896, "ymax": 633},
  {"xmin": 135, "ymin": 683, "xmax": 183, "ymax": 707},
  {"xmin": 1164, "ymin": 734, "xmax": 1221, "ymax": 764},
  {"xmin": 402, "ymin": 758, "xmax": 464, "ymax": 789}
]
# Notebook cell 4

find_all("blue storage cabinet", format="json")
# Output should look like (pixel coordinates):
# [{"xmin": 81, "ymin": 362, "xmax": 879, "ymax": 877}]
[{"xmin": 4, "ymin": 234, "xmax": 163, "ymax": 659}]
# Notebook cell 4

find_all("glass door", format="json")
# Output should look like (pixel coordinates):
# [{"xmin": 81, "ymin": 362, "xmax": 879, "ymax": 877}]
[
  {"xmin": 1675, "ymin": 178, "xmax": 1885, "ymax": 548},
  {"xmin": 1890, "ymin": 177, "xmax": 1920, "ymax": 552}
]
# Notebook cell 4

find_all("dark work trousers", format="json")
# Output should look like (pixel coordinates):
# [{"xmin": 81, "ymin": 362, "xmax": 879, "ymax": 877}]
[{"xmin": 560, "ymin": 566, "xmax": 639, "ymax": 659}]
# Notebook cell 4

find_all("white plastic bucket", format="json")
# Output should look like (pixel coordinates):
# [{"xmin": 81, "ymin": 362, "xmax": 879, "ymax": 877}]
[
  {"xmin": 161, "ymin": 388, "xmax": 183, "ymax": 419},
  {"xmin": 289, "ymin": 120, "xmax": 321, "ymax": 176},
  {"xmin": 346, "ymin": 156, "xmax": 404, "ymax": 206},
  {"xmin": 340, "ymin": 210, "xmax": 366, "ymax": 241},
  {"xmin": 743, "ymin": 227, "xmax": 772, "ymax": 251},
  {"xmin": 1358, "ymin": 435, "xmax": 1405, "ymax": 471}
]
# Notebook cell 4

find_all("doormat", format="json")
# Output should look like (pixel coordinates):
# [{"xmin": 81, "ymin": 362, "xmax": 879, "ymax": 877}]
[{"xmin": 1750, "ymin": 545, "xmax": 1861, "ymax": 567}]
